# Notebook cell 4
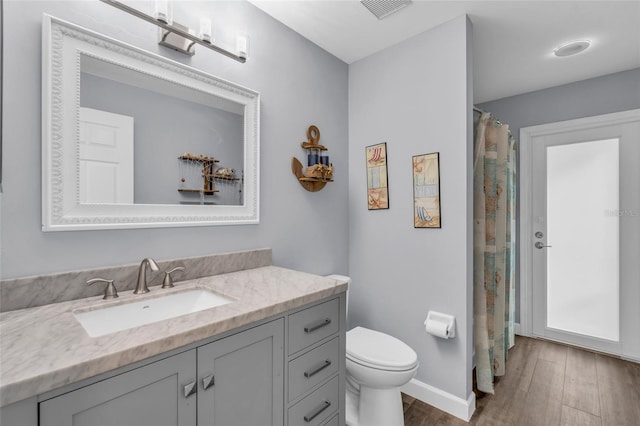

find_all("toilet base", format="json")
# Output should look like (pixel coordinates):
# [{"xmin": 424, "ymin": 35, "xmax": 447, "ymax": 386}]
[
  {"xmin": 345, "ymin": 385, "xmax": 405, "ymax": 426},
  {"xmin": 345, "ymin": 387, "xmax": 360, "ymax": 426}
]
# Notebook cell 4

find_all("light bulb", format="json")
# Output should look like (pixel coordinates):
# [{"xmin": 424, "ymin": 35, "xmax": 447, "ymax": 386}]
[
  {"xmin": 236, "ymin": 35, "xmax": 249, "ymax": 60},
  {"xmin": 154, "ymin": 0, "xmax": 173, "ymax": 25},
  {"xmin": 200, "ymin": 17, "xmax": 212, "ymax": 43}
]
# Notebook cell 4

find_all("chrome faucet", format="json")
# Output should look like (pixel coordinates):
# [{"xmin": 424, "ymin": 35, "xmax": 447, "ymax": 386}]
[{"xmin": 134, "ymin": 258, "xmax": 160, "ymax": 294}]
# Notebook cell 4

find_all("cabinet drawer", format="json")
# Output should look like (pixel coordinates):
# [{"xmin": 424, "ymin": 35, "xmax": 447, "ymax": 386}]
[
  {"xmin": 322, "ymin": 413, "xmax": 340, "ymax": 426},
  {"xmin": 289, "ymin": 337, "xmax": 340, "ymax": 401},
  {"xmin": 288, "ymin": 375, "xmax": 339, "ymax": 426},
  {"xmin": 289, "ymin": 298, "xmax": 339, "ymax": 355}
]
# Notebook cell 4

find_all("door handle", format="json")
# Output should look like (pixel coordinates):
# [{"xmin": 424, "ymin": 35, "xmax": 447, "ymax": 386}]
[{"xmin": 535, "ymin": 242, "xmax": 552, "ymax": 249}]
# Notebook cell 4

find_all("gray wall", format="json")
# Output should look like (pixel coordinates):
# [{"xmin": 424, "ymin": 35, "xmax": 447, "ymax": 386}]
[
  {"xmin": 81, "ymin": 73, "xmax": 244, "ymax": 205},
  {"xmin": 478, "ymin": 68, "xmax": 640, "ymax": 137},
  {"xmin": 477, "ymin": 67, "xmax": 640, "ymax": 322},
  {"xmin": 0, "ymin": 0, "xmax": 348, "ymax": 279},
  {"xmin": 348, "ymin": 16, "xmax": 474, "ymax": 401}
]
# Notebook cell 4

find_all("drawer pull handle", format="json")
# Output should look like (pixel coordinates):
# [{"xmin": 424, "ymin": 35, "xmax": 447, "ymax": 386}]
[
  {"xmin": 304, "ymin": 318, "xmax": 331, "ymax": 333},
  {"xmin": 303, "ymin": 400, "xmax": 331, "ymax": 423},
  {"xmin": 304, "ymin": 360, "xmax": 332, "ymax": 378},
  {"xmin": 202, "ymin": 374, "xmax": 214, "ymax": 390},
  {"xmin": 183, "ymin": 381, "xmax": 197, "ymax": 398}
]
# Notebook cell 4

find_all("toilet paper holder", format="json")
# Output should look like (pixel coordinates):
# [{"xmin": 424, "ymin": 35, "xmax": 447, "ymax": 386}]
[{"xmin": 424, "ymin": 311, "xmax": 456, "ymax": 339}]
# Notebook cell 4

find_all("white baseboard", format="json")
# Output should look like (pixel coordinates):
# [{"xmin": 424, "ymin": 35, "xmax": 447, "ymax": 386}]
[
  {"xmin": 401, "ymin": 379, "xmax": 476, "ymax": 422},
  {"xmin": 622, "ymin": 354, "xmax": 640, "ymax": 364},
  {"xmin": 514, "ymin": 322, "xmax": 522, "ymax": 336}
]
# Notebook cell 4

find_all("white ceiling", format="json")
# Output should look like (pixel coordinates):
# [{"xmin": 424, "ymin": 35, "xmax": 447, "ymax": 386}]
[{"xmin": 249, "ymin": 0, "xmax": 640, "ymax": 103}]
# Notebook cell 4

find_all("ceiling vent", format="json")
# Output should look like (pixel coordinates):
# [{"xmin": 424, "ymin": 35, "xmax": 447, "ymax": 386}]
[{"xmin": 360, "ymin": 0, "xmax": 413, "ymax": 20}]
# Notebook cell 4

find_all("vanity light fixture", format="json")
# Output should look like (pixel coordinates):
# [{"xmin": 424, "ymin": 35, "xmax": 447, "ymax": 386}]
[
  {"xmin": 99, "ymin": 0, "xmax": 247, "ymax": 63},
  {"xmin": 553, "ymin": 40, "xmax": 591, "ymax": 57},
  {"xmin": 159, "ymin": 22, "xmax": 198, "ymax": 56}
]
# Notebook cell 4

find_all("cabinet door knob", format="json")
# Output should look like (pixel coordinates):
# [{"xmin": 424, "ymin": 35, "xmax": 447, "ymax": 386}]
[
  {"xmin": 202, "ymin": 374, "xmax": 214, "ymax": 390},
  {"xmin": 183, "ymin": 381, "xmax": 197, "ymax": 398},
  {"xmin": 303, "ymin": 400, "xmax": 331, "ymax": 423}
]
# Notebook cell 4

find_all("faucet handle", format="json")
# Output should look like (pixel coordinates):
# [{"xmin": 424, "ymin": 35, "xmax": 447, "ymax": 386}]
[
  {"xmin": 87, "ymin": 278, "xmax": 119, "ymax": 299},
  {"xmin": 162, "ymin": 267, "xmax": 185, "ymax": 289}
]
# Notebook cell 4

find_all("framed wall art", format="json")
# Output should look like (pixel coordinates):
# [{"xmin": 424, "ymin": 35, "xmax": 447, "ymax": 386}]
[
  {"xmin": 366, "ymin": 143, "xmax": 389, "ymax": 210},
  {"xmin": 413, "ymin": 152, "xmax": 441, "ymax": 228}
]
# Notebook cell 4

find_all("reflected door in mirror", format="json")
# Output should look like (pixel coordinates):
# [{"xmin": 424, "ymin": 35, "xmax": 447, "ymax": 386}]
[{"xmin": 79, "ymin": 107, "xmax": 134, "ymax": 204}]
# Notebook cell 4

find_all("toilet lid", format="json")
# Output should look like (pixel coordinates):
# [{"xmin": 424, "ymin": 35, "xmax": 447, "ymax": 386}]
[{"xmin": 346, "ymin": 327, "xmax": 418, "ymax": 371}]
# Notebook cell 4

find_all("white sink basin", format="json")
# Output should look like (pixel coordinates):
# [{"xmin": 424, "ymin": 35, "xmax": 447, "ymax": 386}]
[{"xmin": 74, "ymin": 288, "xmax": 234, "ymax": 337}]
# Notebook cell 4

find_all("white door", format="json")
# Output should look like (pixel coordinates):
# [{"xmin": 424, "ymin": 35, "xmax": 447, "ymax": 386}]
[
  {"xmin": 79, "ymin": 107, "xmax": 134, "ymax": 204},
  {"xmin": 521, "ymin": 110, "xmax": 640, "ymax": 359}
]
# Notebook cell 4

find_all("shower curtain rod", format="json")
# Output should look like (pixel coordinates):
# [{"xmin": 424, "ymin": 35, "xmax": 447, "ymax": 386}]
[{"xmin": 473, "ymin": 106, "xmax": 507, "ymax": 130}]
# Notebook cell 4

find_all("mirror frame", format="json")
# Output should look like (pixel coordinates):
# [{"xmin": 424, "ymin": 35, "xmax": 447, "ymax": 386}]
[{"xmin": 42, "ymin": 14, "xmax": 260, "ymax": 231}]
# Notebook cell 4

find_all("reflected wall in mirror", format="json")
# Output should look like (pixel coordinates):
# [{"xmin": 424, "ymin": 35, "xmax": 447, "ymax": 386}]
[
  {"xmin": 80, "ymin": 56, "xmax": 244, "ymax": 205},
  {"xmin": 42, "ymin": 14, "xmax": 260, "ymax": 231}
]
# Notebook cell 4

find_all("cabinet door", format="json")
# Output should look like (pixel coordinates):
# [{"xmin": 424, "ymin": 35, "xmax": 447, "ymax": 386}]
[
  {"xmin": 197, "ymin": 319, "xmax": 284, "ymax": 426},
  {"xmin": 39, "ymin": 350, "xmax": 197, "ymax": 426}
]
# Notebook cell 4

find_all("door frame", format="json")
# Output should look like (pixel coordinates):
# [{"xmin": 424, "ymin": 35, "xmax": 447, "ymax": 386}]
[{"xmin": 519, "ymin": 109, "xmax": 640, "ymax": 349}]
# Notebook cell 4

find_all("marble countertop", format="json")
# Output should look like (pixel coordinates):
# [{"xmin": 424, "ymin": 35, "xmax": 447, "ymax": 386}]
[{"xmin": 0, "ymin": 266, "xmax": 347, "ymax": 407}]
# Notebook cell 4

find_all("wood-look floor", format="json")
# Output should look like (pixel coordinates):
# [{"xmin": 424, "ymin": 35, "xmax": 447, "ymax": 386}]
[{"xmin": 402, "ymin": 336, "xmax": 640, "ymax": 426}]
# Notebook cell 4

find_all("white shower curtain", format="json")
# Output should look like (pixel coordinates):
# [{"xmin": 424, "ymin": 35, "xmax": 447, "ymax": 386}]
[{"xmin": 473, "ymin": 111, "xmax": 517, "ymax": 394}]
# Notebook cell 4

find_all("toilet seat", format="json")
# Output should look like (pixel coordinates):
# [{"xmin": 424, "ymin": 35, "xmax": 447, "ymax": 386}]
[{"xmin": 346, "ymin": 326, "xmax": 418, "ymax": 371}]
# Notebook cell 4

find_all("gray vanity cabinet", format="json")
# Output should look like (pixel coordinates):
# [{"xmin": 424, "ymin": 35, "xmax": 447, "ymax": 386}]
[
  {"xmin": 8, "ymin": 294, "xmax": 345, "ymax": 426},
  {"xmin": 286, "ymin": 297, "xmax": 345, "ymax": 426},
  {"xmin": 197, "ymin": 318, "xmax": 284, "ymax": 425},
  {"xmin": 39, "ymin": 349, "xmax": 197, "ymax": 426},
  {"xmin": 38, "ymin": 319, "xmax": 284, "ymax": 426}
]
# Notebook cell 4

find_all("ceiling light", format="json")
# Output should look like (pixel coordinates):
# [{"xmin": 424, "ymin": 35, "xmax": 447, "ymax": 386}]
[{"xmin": 553, "ymin": 40, "xmax": 591, "ymax": 57}]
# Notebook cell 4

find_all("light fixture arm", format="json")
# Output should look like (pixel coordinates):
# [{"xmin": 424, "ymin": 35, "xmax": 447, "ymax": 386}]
[{"xmin": 99, "ymin": 0, "xmax": 246, "ymax": 63}]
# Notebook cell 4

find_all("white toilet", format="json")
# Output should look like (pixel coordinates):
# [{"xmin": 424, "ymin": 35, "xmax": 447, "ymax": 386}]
[
  {"xmin": 345, "ymin": 327, "xmax": 418, "ymax": 426},
  {"xmin": 327, "ymin": 275, "xmax": 418, "ymax": 426}
]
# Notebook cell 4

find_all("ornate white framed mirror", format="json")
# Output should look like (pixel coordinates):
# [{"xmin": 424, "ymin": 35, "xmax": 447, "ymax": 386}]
[{"xmin": 42, "ymin": 14, "xmax": 260, "ymax": 231}]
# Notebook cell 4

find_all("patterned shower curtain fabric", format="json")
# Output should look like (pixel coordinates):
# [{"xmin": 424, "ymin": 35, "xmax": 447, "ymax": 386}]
[{"xmin": 473, "ymin": 112, "xmax": 517, "ymax": 394}]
